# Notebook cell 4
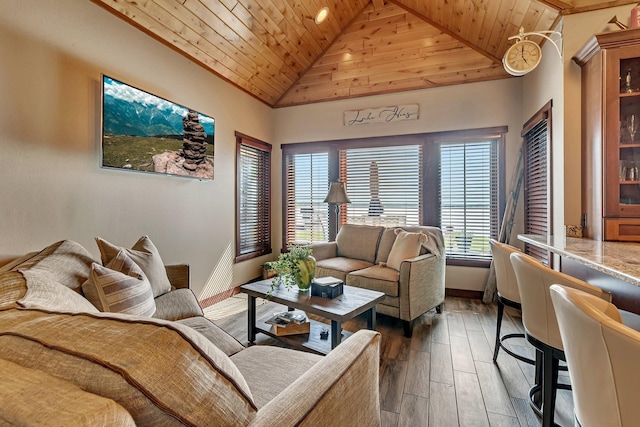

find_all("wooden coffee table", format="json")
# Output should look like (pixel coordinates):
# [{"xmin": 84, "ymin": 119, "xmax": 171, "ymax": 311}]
[{"xmin": 240, "ymin": 279, "xmax": 385, "ymax": 355}]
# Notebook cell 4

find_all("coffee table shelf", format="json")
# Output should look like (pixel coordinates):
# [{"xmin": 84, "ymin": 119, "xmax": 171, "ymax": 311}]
[
  {"xmin": 240, "ymin": 279, "xmax": 385, "ymax": 355},
  {"xmin": 254, "ymin": 316, "xmax": 350, "ymax": 355}
]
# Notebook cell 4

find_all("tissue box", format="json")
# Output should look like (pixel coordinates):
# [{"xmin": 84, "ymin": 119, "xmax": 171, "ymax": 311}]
[{"xmin": 311, "ymin": 277, "xmax": 344, "ymax": 299}]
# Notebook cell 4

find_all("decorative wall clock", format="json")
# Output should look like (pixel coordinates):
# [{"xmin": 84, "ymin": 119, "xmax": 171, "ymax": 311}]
[
  {"xmin": 503, "ymin": 39, "xmax": 542, "ymax": 76},
  {"xmin": 503, "ymin": 27, "xmax": 562, "ymax": 76}
]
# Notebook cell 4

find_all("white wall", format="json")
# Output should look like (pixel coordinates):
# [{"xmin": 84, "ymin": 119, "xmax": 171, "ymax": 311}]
[
  {"xmin": 0, "ymin": 0, "xmax": 274, "ymax": 299},
  {"xmin": 274, "ymin": 79, "xmax": 524, "ymax": 291},
  {"xmin": 523, "ymin": 6, "xmax": 635, "ymax": 242}
]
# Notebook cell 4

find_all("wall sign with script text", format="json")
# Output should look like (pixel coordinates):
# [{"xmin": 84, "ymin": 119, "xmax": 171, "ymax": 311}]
[{"xmin": 343, "ymin": 104, "xmax": 420, "ymax": 126}]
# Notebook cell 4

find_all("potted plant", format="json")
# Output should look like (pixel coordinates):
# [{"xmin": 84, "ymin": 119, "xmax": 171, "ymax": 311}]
[{"xmin": 264, "ymin": 245, "xmax": 316, "ymax": 294}]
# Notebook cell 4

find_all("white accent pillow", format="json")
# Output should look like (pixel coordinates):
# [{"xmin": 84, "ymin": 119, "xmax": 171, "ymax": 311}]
[
  {"xmin": 96, "ymin": 235, "xmax": 171, "ymax": 297},
  {"xmin": 386, "ymin": 229, "xmax": 427, "ymax": 271},
  {"xmin": 83, "ymin": 250, "xmax": 156, "ymax": 317},
  {"xmin": 18, "ymin": 269, "xmax": 99, "ymax": 313}
]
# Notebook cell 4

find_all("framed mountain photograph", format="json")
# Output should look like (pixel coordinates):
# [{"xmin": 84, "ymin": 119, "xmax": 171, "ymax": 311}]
[{"xmin": 101, "ymin": 75, "xmax": 215, "ymax": 180}]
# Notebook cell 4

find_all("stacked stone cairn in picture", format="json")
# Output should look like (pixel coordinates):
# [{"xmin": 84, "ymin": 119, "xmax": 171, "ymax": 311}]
[
  {"xmin": 152, "ymin": 108, "xmax": 213, "ymax": 179},
  {"xmin": 181, "ymin": 109, "xmax": 207, "ymax": 171}
]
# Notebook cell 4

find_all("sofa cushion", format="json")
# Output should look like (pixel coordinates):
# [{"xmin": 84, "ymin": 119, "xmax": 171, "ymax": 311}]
[
  {"xmin": 18, "ymin": 269, "xmax": 99, "ymax": 313},
  {"xmin": 0, "ymin": 358, "xmax": 136, "ymax": 426},
  {"xmin": 231, "ymin": 345, "xmax": 322, "ymax": 408},
  {"xmin": 176, "ymin": 316, "xmax": 245, "ymax": 356},
  {"xmin": 96, "ymin": 236, "xmax": 172, "ymax": 298},
  {"xmin": 153, "ymin": 288, "xmax": 204, "ymax": 321},
  {"xmin": 386, "ymin": 229, "xmax": 426, "ymax": 271},
  {"xmin": 336, "ymin": 224, "xmax": 384, "ymax": 263},
  {"xmin": 346, "ymin": 265, "xmax": 400, "ymax": 297},
  {"xmin": 315, "ymin": 257, "xmax": 374, "ymax": 283},
  {"xmin": 8, "ymin": 240, "xmax": 96, "ymax": 291},
  {"xmin": 0, "ymin": 309, "xmax": 257, "ymax": 426},
  {"xmin": 83, "ymin": 251, "xmax": 156, "ymax": 317}
]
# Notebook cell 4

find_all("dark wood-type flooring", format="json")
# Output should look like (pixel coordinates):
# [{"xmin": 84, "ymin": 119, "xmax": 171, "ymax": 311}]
[{"xmin": 212, "ymin": 296, "xmax": 574, "ymax": 427}]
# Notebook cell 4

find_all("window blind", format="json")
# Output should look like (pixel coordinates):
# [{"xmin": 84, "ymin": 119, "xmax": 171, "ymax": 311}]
[
  {"xmin": 439, "ymin": 140, "xmax": 499, "ymax": 261},
  {"xmin": 284, "ymin": 152, "xmax": 329, "ymax": 246},
  {"xmin": 524, "ymin": 118, "xmax": 550, "ymax": 264},
  {"xmin": 339, "ymin": 145, "xmax": 422, "ymax": 227},
  {"xmin": 236, "ymin": 134, "xmax": 271, "ymax": 262}
]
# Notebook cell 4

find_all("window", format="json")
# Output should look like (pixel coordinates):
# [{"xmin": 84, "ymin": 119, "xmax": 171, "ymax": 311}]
[
  {"xmin": 339, "ymin": 145, "xmax": 422, "ymax": 227},
  {"xmin": 235, "ymin": 132, "xmax": 271, "ymax": 262},
  {"xmin": 281, "ymin": 127, "xmax": 505, "ymax": 266},
  {"xmin": 523, "ymin": 102, "xmax": 551, "ymax": 265},
  {"xmin": 283, "ymin": 151, "xmax": 329, "ymax": 245},
  {"xmin": 438, "ymin": 138, "xmax": 500, "ymax": 263}
]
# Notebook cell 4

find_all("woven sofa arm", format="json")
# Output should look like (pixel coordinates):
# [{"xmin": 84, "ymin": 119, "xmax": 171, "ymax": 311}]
[
  {"xmin": 308, "ymin": 242, "xmax": 337, "ymax": 261},
  {"xmin": 164, "ymin": 264, "xmax": 190, "ymax": 289},
  {"xmin": 249, "ymin": 330, "xmax": 381, "ymax": 427},
  {"xmin": 398, "ymin": 253, "xmax": 446, "ymax": 321}
]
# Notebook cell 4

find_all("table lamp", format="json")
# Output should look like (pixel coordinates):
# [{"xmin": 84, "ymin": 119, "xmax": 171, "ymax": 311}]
[{"xmin": 324, "ymin": 181, "xmax": 351, "ymax": 237}]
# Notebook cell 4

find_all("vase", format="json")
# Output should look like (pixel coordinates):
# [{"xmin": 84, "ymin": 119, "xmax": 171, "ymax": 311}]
[{"xmin": 295, "ymin": 256, "xmax": 316, "ymax": 291}]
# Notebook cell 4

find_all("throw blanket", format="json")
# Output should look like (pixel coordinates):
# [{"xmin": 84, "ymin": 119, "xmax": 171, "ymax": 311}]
[{"xmin": 0, "ymin": 308, "xmax": 256, "ymax": 426}]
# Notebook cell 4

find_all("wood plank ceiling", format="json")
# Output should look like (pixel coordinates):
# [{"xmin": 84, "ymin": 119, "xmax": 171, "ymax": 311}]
[{"xmin": 92, "ymin": 0, "xmax": 635, "ymax": 107}]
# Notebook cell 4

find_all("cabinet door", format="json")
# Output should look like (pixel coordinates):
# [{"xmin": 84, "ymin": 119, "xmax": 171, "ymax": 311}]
[{"xmin": 605, "ymin": 48, "xmax": 640, "ymax": 217}]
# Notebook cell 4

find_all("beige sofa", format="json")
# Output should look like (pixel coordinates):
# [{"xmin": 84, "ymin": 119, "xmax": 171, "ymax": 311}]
[
  {"xmin": 0, "ymin": 239, "xmax": 381, "ymax": 426},
  {"xmin": 311, "ymin": 224, "xmax": 446, "ymax": 337}
]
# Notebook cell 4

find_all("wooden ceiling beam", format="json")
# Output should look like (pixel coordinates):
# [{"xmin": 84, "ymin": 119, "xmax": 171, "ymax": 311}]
[
  {"xmin": 536, "ymin": 0, "xmax": 637, "ymax": 14},
  {"xmin": 387, "ymin": 0, "xmax": 503, "ymax": 64},
  {"xmin": 274, "ymin": 1, "xmax": 374, "ymax": 106},
  {"xmin": 372, "ymin": 0, "xmax": 387, "ymax": 10}
]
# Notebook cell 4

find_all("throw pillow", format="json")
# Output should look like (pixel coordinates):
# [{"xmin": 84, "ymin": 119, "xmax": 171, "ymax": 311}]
[
  {"xmin": 83, "ymin": 250, "xmax": 156, "ymax": 317},
  {"xmin": 386, "ymin": 229, "xmax": 427, "ymax": 271},
  {"xmin": 96, "ymin": 235, "xmax": 171, "ymax": 297},
  {"xmin": 18, "ymin": 269, "xmax": 99, "ymax": 313}
]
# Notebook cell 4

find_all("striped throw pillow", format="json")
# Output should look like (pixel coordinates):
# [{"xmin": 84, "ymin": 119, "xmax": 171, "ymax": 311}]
[{"xmin": 83, "ymin": 250, "xmax": 156, "ymax": 317}]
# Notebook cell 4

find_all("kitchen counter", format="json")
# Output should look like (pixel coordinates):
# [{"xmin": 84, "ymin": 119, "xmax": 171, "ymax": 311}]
[
  {"xmin": 518, "ymin": 234, "xmax": 640, "ymax": 287},
  {"xmin": 518, "ymin": 234, "xmax": 640, "ymax": 313}
]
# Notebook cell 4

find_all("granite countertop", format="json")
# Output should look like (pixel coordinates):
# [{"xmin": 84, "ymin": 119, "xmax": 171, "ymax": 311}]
[{"xmin": 518, "ymin": 234, "xmax": 640, "ymax": 287}]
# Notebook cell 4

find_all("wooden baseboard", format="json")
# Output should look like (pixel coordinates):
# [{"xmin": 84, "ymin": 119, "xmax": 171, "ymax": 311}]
[
  {"xmin": 199, "ymin": 276, "xmax": 264, "ymax": 309},
  {"xmin": 445, "ymin": 288, "xmax": 484, "ymax": 299},
  {"xmin": 199, "ymin": 287, "xmax": 241, "ymax": 309}
]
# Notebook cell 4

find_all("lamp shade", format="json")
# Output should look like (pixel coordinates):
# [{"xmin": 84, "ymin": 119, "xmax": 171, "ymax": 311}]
[{"xmin": 324, "ymin": 181, "xmax": 351, "ymax": 204}]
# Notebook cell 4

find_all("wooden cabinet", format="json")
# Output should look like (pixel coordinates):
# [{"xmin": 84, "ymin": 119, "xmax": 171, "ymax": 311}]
[{"xmin": 574, "ymin": 28, "xmax": 640, "ymax": 241}]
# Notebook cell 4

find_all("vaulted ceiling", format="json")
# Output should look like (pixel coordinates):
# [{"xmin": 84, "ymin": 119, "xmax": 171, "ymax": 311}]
[{"xmin": 92, "ymin": 0, "xmax": 634, "ymax": 107}]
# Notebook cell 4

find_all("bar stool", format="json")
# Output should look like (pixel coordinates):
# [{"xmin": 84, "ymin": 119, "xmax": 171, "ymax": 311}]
[
  {"xmin": 551, "ymin": 284, "xmax": 640, "ymax": 427},
  {"xmin": 510, "ymin": 252, "xmax": 612, "ymax": 427},
  {"xmin": 489, "ymin": 240, "xmax": 535, "ymax": 365}
]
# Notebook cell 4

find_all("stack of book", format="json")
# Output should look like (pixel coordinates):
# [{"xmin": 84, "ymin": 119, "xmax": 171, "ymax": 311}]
[
  {"xmin": 265, "ymin": 310, "xmax": 310, "ymax": 336},
  {"xmin": 311, "ymin": 276, "xmax": 344, "ymax": 299}
]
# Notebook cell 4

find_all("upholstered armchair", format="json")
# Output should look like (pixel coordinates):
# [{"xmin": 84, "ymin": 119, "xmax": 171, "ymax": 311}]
[{"xmin": 310, "ymin": 224, "xmax": 445, "ymax": 337}]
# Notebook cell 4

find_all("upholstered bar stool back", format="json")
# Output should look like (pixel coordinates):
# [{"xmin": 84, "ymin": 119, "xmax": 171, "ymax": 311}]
[
  {"xmin": 550, "ymin": 284, "xmax": 639, "ymax": 427},
  {"xmin": 489, "ymin": 240, "xmax": 534, "ymax": 365},
  {"xmin": 510, "ymin": 252, "xmax": 612, "ymax": 427}
]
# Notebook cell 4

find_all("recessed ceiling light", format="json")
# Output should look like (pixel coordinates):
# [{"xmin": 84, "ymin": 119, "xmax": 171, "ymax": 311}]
[{"xmin": 315, "ymin": 7, "xmax": 329, "ymax": 24}]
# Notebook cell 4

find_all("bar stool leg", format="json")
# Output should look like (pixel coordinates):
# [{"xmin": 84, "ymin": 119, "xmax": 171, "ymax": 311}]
[
  {"xmin": 542, "ymin": 347, "xmax": 559, "ymax": 427},
  {"xmin": 493, "ymin": 299, "xmax": 505, "ymax": 363}
]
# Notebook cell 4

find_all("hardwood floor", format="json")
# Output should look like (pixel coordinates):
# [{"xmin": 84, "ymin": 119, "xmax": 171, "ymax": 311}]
[{"xmin": 212, "ymin": 296, "xmax": 575, "ymax": 427}]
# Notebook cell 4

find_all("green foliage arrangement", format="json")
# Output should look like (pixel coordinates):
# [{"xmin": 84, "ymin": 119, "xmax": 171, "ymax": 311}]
[{"xmin": 264, "ymin": 245, "xmax": 315, "ymax": 295}]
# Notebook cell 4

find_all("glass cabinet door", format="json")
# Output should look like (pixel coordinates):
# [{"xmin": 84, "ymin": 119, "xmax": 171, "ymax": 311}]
[{"xmin": 608, "ymin": 53, "xmax": 640, "ymax": 216}]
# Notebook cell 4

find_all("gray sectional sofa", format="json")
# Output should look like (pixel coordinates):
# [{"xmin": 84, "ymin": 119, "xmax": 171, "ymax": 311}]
[
  {"xmin": 311, "ymin": 224, "xmax": 446, "ymax": 336},
  {"xmin": 0, "ymin": 239, "xmax": 381, "ymax": 426}
]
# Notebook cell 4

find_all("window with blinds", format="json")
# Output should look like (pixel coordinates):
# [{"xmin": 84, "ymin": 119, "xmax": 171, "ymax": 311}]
[
  {"xmin": 281, "ymin": 127, "xmax": 505, "ymax": 266},
  {"xmin": 439, "ymin": 139, "xmax": 499, "ymax": 262},
  {"xmin": 235, "ymin": 133, "xmax": 271, "ymax": 262},
  {"xmin": 339, "ymin": 145, "xmax": 422, "ymax": 227},
  {"xmin": 523, "ymin": 116, "xmax": 550, "ymax": 265},
  {"xmin": 284, "ymin": 151, "xmax": 329, "ymax": 245}
]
